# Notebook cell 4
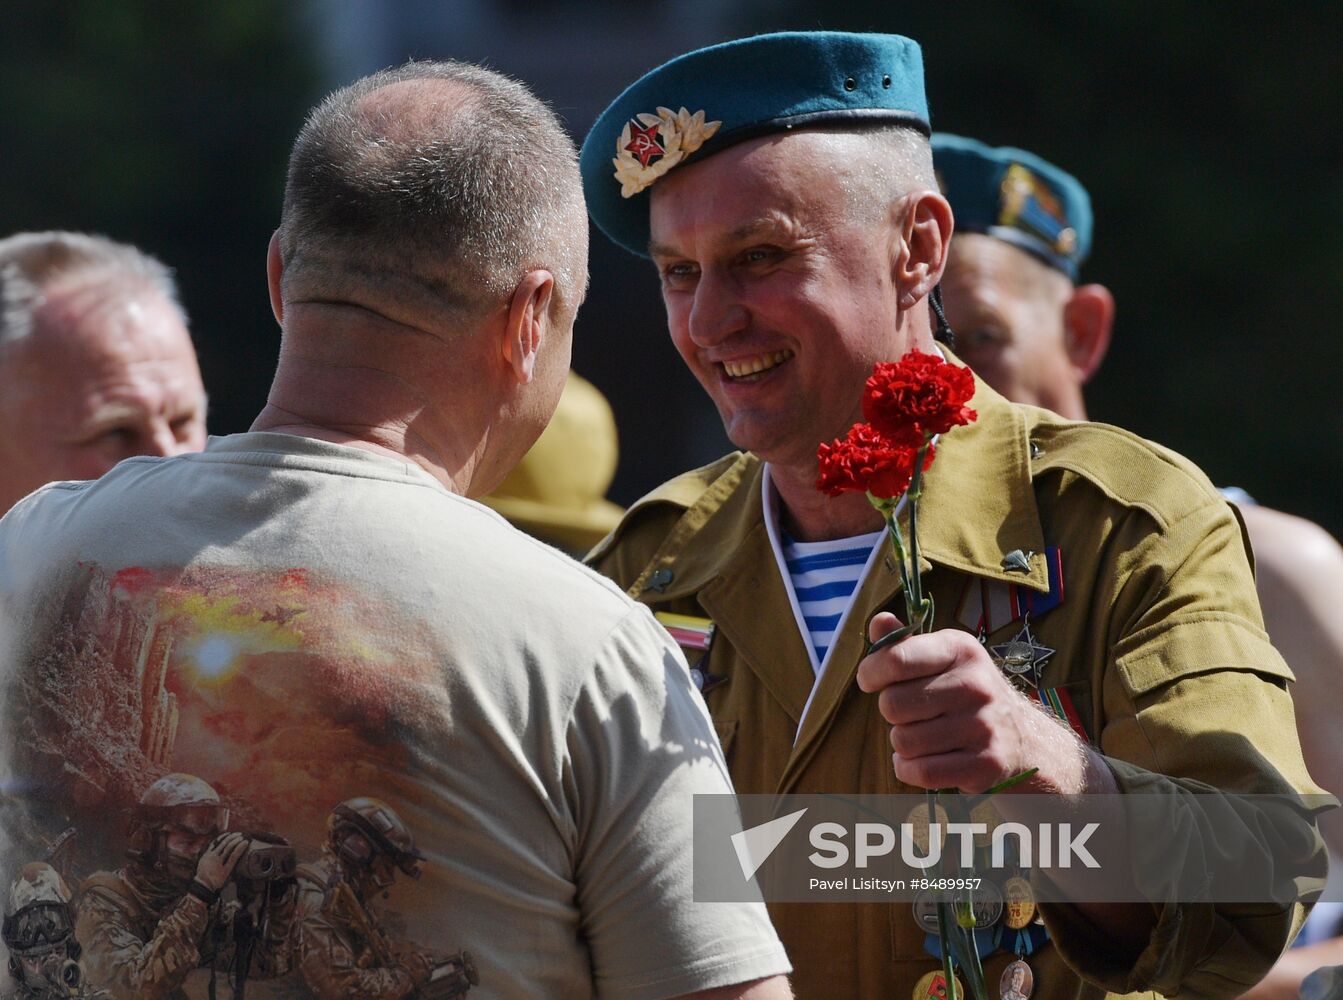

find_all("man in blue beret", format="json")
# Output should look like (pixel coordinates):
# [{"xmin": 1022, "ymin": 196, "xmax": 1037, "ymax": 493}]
[
  {"xmin": 934, "ymin": 132, "xmax": 1343, "ymax": 998},
  {"xmin": 930, "ymin": 134, "xmax": 1112, "ymax": 422},
  {"xmin": 582, "ymin": 31, "xmax": 1324, "ymax": 999}
]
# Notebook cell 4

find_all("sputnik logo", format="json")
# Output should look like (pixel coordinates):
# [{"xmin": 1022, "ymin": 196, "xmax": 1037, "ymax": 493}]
[{"xmin": 730, "ymin": 808, "xmax": 808, "ymax": 880}]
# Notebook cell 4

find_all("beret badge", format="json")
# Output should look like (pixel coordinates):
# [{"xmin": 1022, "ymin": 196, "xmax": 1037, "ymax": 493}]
[
  {"xmin": 612, "ymin": 106, "xmax": 722, "ymax": 198},
  {"xmin": 999, "ymin": 163, "xmax": 1078, "ymax": 256}
]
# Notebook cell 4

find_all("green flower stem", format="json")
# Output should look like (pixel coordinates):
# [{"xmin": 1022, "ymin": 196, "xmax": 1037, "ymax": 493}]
[
  {"xmin": 906, "ymin": 439, "xmax": 933, "ymax": 629},
  {"xmin": 928, "ymin": 789, "xmax": 959, "ymax": 999},
  {"xmin": 981, "ymin": 768, "xmax": 1040, "ymax": 796}
]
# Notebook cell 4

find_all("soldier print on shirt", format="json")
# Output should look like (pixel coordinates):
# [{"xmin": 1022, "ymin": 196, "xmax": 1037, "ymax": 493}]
[{"xmin": 1, "ymin": 563, "xmax": 476, "ymax": 1000}]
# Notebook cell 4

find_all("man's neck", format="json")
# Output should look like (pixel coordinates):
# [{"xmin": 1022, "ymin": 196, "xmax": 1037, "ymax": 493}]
[
  {"xmin": 769, "ymin": 459, "xmax": 885, "ymax": 541},
  {"xmin": 251, "ymin": 311, "xmax": 495, "ymax": 496}
]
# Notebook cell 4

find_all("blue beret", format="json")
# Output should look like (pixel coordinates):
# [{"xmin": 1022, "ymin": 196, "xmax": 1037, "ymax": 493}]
[
  {"xmin": 932, "ymin": 133, "xmax": 1092, "ymax": 280},
  {"xmin": 581, "ymin": 32, "xmax": 929, "ymax": 258}
]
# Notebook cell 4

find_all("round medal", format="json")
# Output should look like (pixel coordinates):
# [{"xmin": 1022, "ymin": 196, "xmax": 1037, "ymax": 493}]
[
  {"xmin": 906, "ymin": 802, "xmax": 949, "ymax": 858},
  {"xmin": 1000, "ymin": 958, "xmax": 1034, "ymax": 1000},
  {"xmin": 914, "ymin": 968, "xmax": 964, "ymax": 1000},
  {"xmin": 970, "ymin": 878, "xmax": 1003, "ymax": 928},
  {"xmin": 971, "ymin": 799, "xmax": 1000, "ymax": 846},
  {"xmin": 911, "ymin": 889, "xmax": 941, "ymax": 934},
  {"xmin": 1002, "ymin": 876, "xmax": 1036, "ymax": 930}
]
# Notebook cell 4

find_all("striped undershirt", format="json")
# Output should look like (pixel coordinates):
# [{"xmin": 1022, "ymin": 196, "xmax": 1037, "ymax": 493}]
[{"xmin": 782, "ymin": 529, "xmax": 884, "ymax": 668}]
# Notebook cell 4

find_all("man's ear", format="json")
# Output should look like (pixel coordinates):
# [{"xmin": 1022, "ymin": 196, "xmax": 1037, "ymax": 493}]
[
  {"xmin": 266, "ymin": 230, "xmax": 284, "ymax": 326},
  {"xmin": 503, "ymin": 270, "xmax": 556, "ymax": 385},
  {"xmin": 1062, "ymin": 283, "xmax": 1115, "ymax": 384},
  {"xmin": 893, "ymin": 190, "xmax": 954, "ymax": 309}
]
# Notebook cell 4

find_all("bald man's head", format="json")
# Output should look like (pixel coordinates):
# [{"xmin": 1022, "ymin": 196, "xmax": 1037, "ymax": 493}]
[
  {"xmin": 0, "ymin": 232, "xmax": 206, "ymax": 515},
  {"xmin": 277, "ymin": 61, "xmax": 587, "ymax": 328}
]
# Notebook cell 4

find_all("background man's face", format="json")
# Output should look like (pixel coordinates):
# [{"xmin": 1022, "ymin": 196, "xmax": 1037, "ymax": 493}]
[
  {"xmin": 649, "ymin": 133, "xmax": 903, "ymax": 469},
  {"xmin": 0, "ymin": 280, "xmax": 207, "ymax": 514},
  {"xmin": 939, "ymin": 233, "xmax": 1078, "ymax": 413}
]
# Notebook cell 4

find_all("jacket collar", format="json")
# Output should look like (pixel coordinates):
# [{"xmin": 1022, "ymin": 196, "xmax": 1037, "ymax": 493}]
[{"xmin": 915, "ymin": 369, "xmax": 1051, "ymax": 593}]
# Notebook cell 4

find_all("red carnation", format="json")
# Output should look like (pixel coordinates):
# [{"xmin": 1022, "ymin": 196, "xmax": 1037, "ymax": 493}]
[
  {"xmin": 816, "ymin": 423, "xmax": 935, "ymax": 500},
  {"xmin": 862, "ymin": 350, "xmax": 977, "ymax": 441}
]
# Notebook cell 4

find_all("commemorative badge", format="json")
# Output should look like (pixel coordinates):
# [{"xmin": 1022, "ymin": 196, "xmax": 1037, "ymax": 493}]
[
  {"xmin": 1000, "ymin": 958, "xmax": 1034, "ymax": 1000},
  {"xmin": 969, "ymin": 878, "xmax": 1004, "ymax": 929},
  {"xmin": 913, "ymin": 969, "xmax": 964, "ymax": 1000},
  {"xmin": 911, "ymin": 889, "xmax": 941, "ymax": 934},
  {"xmin": 905, "ymin": 801, "xmax": 950, "ymax": 857},
  {"xmin": 612, "ymin": 106, "xmax": 722, "ymax": 197},
  {"xmin": 1002, "ymin": 876, "xmax": 1036, "ymax": 930},
  {"xmin": 999, "ymin": 162, "xmax": 1077, "ymax": 256}
]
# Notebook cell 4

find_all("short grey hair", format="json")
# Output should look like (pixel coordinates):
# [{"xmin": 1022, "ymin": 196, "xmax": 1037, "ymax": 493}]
[
  {"xmin": 829, "ymin": 125, "xmax": 938, "ymax": 223},
  {"xmin": 0, "ymin": 232, "xmax": 184, "ymax": 347},
  {"xmin": 278, "ymin": 60, "xmax": 587, "ymax": 320}
]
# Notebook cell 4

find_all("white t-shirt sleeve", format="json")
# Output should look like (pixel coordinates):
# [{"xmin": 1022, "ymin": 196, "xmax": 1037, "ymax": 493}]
[{"xmin": 566, "ymin": 607, "xmax": 790, "ymax": 999}]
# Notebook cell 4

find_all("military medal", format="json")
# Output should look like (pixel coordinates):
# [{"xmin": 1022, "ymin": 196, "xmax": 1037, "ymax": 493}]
[
  {"xmin": 990, "ymin": 615, "xmax": 1054, "ymax": 689},
  {"xmin": 1002, "ymin": 876, "xmax": 1036, "ymax": 930},
  {"xmin": 914, "ymin": 968, "xmax": 964, "ymax": 1000},
  {"xmin": 1000, "ymin": 958, "xmax": 1034, "ymax": 1000},
  {"xmin": 654, "ymin": 612, "xmax": 725, "ymax": 692}
]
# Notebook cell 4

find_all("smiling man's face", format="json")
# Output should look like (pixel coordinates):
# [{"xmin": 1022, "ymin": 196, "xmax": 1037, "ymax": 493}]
[
  {"xmin": 0, "ymin": 279, "xmax": 206, "ymax": 514},
  {"xmin": 649, "ymin": 132, "xmax": 909, "ymax": 469}
]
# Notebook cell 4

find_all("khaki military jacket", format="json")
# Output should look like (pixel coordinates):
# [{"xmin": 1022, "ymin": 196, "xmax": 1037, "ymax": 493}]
[{"xmin": 590, "ymin": 376, "xmax": 1326, "ymax": 1000}]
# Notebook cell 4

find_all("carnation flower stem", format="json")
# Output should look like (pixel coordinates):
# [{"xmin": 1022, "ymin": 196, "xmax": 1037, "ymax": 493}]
[
  {"xmin": 905, "ymin": 440, "xmax": 932, "ymax": 631},
  {"xmin": 929, "ymin": 787, "xmax": 961, "ymax": 999}
]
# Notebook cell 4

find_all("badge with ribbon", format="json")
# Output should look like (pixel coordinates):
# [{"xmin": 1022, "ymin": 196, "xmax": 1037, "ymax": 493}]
[{"xmin": 654, "ymin": 611, "xmax": 725, "ymax": 693}]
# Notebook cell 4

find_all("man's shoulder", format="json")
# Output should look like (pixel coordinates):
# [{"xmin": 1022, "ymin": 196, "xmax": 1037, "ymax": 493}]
[
  {"xmin": 76, "ymin": 870, "xmax": 142, "ymax": 918},
  {"xmin": 588, "ymin": 451, "xmax": 757, "ymax": 566},
  {"xmin": 1025, "ymin": 409, "xmax": 1224, "ymax": 530}
]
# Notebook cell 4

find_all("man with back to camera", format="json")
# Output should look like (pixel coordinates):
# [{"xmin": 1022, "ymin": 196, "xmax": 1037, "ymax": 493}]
[
  {"xmin": 931, "ymin": 131, "xmax": 1343, "ymax": 999},
  {"xmin": 0, "ymin": 231, "xmax": 207, "ymax": 516},
  {"xmin": 580, "ymin": 30, "xmax": 1326, "ymax": 998},
  {"xmin": 0, "ymin": 60, "xmax": 791, "ymax": 999}
]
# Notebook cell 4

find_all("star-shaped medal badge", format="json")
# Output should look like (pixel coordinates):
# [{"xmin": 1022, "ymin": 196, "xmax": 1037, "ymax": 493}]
[
  {"xmin": 989, "ymin": 618, "xmax": 1055, "ymax": 689},
  {"xmin": 624, "ymin": 119, "xmax": 665, "ymax": 167}
]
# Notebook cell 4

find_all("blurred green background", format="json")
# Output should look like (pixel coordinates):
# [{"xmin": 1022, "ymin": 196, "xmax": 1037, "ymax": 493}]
[{"xmin": 5, "ymin": 1, "xmax": 1339, "ymax": 537}]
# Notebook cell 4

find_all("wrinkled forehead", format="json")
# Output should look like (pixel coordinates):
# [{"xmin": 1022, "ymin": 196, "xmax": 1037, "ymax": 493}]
[
  {"xmin": 33, "ymin": 280, "xmax": 188, "ymax": 355},
  {"xmin": 945, "ymin": 232, "xmax": 1071, "ymax": 302},
  {"xmin": 648, "ymin": 132, "xmax": 854, "ymax": 250}
]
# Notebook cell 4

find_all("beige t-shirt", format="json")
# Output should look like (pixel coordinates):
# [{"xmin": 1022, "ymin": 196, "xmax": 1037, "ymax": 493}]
[{"xmin": 0, "ymin": 433, "xmax": 788, "ymax": 998}]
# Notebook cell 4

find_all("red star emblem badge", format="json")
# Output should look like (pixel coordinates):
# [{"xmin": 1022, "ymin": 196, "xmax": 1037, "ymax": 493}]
[{"xmin": 624, "ymin": 120, "xmax": 665, "ymax": 167}]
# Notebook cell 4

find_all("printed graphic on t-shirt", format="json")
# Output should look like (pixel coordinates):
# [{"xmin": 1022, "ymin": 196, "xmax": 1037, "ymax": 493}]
[{"xmin": 1, "ymin": 562, "xmax": 478, "ymax": 1000}]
